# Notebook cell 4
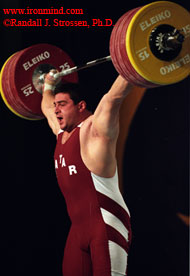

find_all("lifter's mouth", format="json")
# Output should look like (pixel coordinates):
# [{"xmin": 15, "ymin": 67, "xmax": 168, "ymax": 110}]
[{"xmin": 57, "ymin": 116, "xmax": 63, "ymax": 122}]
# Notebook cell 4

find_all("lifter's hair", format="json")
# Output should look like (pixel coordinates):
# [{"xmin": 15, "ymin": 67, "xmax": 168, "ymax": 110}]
[{"xmin": 54, "ymin": 82, "xmax": 86, "ymax": 105}]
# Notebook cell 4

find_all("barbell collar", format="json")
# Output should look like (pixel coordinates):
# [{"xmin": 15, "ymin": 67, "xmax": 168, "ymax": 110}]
[{"xmin": 163, "ymin": 31, "xmax": 185, "ymax": 50}]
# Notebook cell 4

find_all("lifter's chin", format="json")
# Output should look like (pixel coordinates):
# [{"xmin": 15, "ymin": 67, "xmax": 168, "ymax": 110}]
[
  {"xmin": 59, "ymin": 120, "xmax": 66, "ymax": 130},
  {"xmin": 60, "ymin": 122, "xmax": 71, "ymax": 132},
  {"xmin": 60, "ymin": 124, "xmax": 67, "ymax": 131},
  {"xmin": 61, "ymin": 123, "xmax": 78, "ymax": 133}
]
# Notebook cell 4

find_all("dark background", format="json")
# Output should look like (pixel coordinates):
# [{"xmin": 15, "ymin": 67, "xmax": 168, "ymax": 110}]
[{"xmin": 1, "ymin": 0, "xmax": 189, "ymax": 275}]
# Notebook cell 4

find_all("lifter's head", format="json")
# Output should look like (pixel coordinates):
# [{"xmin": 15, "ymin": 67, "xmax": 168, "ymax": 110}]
[{"xmin": 54, "ymin": 83, "xmax": 91, "ymax": 132}]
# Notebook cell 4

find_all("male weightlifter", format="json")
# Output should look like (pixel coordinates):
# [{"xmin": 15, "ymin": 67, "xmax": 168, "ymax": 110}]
[{"xmin": 41, "ymin": 71, "xmax": 133, "ymax": 276}]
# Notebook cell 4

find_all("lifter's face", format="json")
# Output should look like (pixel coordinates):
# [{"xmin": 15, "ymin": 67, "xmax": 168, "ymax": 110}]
[{"xmin": 54, "ymin": 93, "xmax": 82, "ymax": 132}]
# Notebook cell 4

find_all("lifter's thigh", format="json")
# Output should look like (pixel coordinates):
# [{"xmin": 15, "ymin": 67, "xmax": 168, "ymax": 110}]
[{"xmin": 62, "ymin": 227, "xmax": 92, "ymax": 276}]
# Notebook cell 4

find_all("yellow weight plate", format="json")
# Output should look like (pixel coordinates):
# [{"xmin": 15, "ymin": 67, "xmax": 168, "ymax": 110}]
[
  {"xmin": 126, "ymin": 1, "xmax": 190, "ymax": 85},
  {"xmin": 0, "ymin": 54, "xmax": 39, "ymax": 120}
]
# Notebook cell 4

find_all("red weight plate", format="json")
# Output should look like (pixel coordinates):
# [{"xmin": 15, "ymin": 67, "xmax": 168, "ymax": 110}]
[
  {"xmin": 14, "ymin": 44, "xmax": 78, "ymax": 117},
  {"xmin": 117, "ymin": 8, "xmax": 141, "ymax": 85},
  {"xmin": 4, "ymin": 51, "xmax": 32, "ymax": 114},
  {"xmin": 1, "ymin": 44, "xmax": 78, "ymax": 119},
  {"xmin": 110, "ymin": 7, "xmax": 159, "ymax": 88},
  {"xmin": 1, "ymin": 50, "xmax": 38, "ymax": 119},
  {"xmin": 110, "ymin": 8, "xmax": 145, "ymax": 85},
  {"xmin": 1, "ymin": 54, "xmax": 18, "ymax": 108},
  {"xmin": 110, "ymin": 12, "xmax": 128, "ymax": 79},
  {"xmin": 1, "ymin": 52, "xmax": 31, "ymax": 117},
  {"xmin": 118, "ymin": 9, "xmax": 159, "ymax": 88},
  {"xmin": 8, "ymin": 47, "xmax": 45, "ymax": 118},
  {"xmin": 118, "ymin": 8, "xmax": 145, "ymax": 85}
]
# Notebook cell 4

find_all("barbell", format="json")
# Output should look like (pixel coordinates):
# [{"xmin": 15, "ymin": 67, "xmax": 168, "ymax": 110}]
[{"xmin": 0, "ymin": 1, "xmax": 190, "ymax": 120}]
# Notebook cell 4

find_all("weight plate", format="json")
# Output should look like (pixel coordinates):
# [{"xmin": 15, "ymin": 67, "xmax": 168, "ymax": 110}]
[
  {"xmin": 0, "ymin": 44, "xmax": 78, "ymax": 120},
  {"xmin": 110, "ymin": 7, "xmax": 159, "ymax": 87},
  {"xmin": 0, "ymin": 54, "xmax": 28, "ymax": 119},
  {"xmin": 126, "ymin": 1, "xmax": 190, "ymax": 85},
  {"xmin": 117, "ymin": 8, "xmax": 147, "ymax": 85},
  {"xmin": 110, "ymin": 12, "xmax": 128, "ymax": 80},
  {"xmin": 1, "ymin": 50, "xmax": 43, "ymax": 120},
  {"xmin": 119, "ymin": 7, "xmax": 159, "ymax": 87}
]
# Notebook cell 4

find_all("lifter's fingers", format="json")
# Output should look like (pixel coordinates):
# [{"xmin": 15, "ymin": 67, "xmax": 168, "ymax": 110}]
[{"xmin": 44, "ymin": 69, "xmax": 61, "ymax": 86}]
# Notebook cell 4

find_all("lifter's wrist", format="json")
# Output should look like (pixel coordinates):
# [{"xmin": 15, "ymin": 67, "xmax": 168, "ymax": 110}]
[{"xmin": 43, "ymin": 83, "xmax": 56, "ymax": 92}]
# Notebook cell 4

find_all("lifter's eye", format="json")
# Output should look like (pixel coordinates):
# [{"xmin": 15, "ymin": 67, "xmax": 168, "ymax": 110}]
[{"xmin": 54, "ymin": 101, "xmax": 67, "ymax": 107}]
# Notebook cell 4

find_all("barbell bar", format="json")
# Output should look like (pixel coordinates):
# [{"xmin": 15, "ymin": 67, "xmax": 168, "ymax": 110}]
[
  {"xmin": 39, "ymin": 55, "xmax": 112, "ymax": 82},
  {"xmin": 54, "ymin": 55, "xmax": 112, "ymax": 79}
]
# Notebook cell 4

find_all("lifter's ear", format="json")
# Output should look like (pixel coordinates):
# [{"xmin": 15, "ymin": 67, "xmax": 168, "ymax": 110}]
[{"xmin": 78, "ymin": 101, "xmax": 87, "ymax": 112}]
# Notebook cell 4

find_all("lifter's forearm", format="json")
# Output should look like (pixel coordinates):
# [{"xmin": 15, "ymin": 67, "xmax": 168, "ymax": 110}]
[
  {"xmin": 107, "ymin": 75, "xmax": 133, "ymax": 102},
  {"xmin": 41, "ymin": 88, "xmax": 55, "ymax": 111}
]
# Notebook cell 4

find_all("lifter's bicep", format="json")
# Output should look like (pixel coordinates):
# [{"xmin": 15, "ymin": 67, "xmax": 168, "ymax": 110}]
[
  {"xmin": 92, "ymin": 76, "xmax": 132, "ymax": 139},
  {"xmin": 92, "ymin": 93, "xmax": 121, "ymax": 139}
]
